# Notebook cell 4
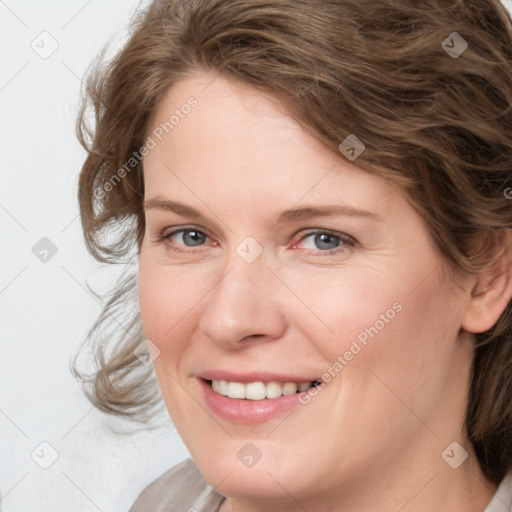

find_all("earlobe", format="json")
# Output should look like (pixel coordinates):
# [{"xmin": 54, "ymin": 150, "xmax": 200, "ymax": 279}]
[{"xmin": 461, "ymin": 229, "xmax": 512, "ymax": 334}]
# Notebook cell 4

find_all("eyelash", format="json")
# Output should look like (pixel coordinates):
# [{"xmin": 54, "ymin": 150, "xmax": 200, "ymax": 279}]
[{"xmin": 154, "ymin": 226, "xmax": 355, "ymax": 257}]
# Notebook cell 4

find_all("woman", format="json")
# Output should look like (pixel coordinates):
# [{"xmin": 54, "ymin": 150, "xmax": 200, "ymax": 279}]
[{"xmin": 73, "ymin": 0, "xmax": 512, "ymax": 510}]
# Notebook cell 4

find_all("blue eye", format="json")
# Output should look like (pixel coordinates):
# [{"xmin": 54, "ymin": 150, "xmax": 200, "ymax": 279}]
[
  {"xmin": 178, "ymin": 229, "xmax": 207, "ymax": 246},
  {"xmin": 306, "ymin": 233, "xmax": 340, "ymax": 250},
  {"xmin": 156, "ymin": 227, "xmax": 353, "ymax": 257},
  {"xmin": 295, "ymin": 230, "xmax": 354, "ymax": 255},
  {"xmin": 160, "ymin": 228, "xmax": 210, "ymax": 248}
]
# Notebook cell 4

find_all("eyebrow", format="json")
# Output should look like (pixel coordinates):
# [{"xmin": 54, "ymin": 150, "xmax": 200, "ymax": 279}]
[{"xmin": 144, "ymin": 196, "xmax": 383, "ymax": 223}]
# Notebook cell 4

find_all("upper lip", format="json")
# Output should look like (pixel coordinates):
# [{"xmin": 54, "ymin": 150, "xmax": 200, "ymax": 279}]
[{"xmin": 197, "ymin": 370, "xmax": 319, "ymax": 383}]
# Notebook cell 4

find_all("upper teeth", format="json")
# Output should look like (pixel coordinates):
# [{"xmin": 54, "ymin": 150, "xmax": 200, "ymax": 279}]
[{"xmin": 211, "ymin": 380, "xmax": 314, "ymax": 400}]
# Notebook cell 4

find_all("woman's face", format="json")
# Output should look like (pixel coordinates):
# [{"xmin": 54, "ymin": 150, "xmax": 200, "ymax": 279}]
[{"xmin": 138, "ymin": 72, "xmax": 476, "ymax": 506}]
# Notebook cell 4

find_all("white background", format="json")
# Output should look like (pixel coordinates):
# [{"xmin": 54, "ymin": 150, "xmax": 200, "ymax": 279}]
[{"xmin": 1, "ymin": 1, "xmax": 511, "ymax": 511}]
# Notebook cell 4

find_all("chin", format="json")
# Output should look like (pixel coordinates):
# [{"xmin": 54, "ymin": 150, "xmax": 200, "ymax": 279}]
[{"xmin": 192, "ymin": 445, "xmax": 319, "ymax": 500}]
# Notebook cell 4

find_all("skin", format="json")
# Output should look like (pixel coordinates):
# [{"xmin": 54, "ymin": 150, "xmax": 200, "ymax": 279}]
[{"xmin": 137, "ymin": 71, "xmax": 511, "ymax": 512}]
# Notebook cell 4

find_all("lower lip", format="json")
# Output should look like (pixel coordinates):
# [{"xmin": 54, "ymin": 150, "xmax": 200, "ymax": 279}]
[{"xmin": 199, "ymin": 379, "xmax": 306, "ymax": 424}]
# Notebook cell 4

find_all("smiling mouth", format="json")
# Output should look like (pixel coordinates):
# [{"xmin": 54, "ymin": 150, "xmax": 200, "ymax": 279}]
[{"xmin": 205, "ymin": 379, "xmax": 322, "ymax": 400}]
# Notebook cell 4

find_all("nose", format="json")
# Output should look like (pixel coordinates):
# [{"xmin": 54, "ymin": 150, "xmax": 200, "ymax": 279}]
[{"xmin": 197, "ymin": 250, "xmax": 288, "ymax": 349}]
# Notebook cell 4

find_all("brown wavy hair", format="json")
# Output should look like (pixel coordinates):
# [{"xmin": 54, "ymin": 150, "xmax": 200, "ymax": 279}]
[{"xmin": 72, "ymin": 0, "xmax": 512, "ymax": 483}]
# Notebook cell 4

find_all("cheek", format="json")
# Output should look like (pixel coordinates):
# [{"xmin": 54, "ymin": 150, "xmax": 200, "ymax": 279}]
[
  {"xmin": 137, "ymin": 261, "xmax": 203, "ymax": 418},
  {"xmin": 286, "ymin": 260, "xmax": 457, "ymax": 390},
  {"xmin": 137, "ymin": 260, "xmax": 202, "ymax": 356},
  {"xmin": 280, "ymin": 266, "xmax": 404, "ymax": 360}
]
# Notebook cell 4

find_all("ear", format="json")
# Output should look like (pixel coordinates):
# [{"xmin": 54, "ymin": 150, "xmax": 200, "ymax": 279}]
[{"xmin": 461, "ymin": 229, "xmax": 512, "ymax": 334}]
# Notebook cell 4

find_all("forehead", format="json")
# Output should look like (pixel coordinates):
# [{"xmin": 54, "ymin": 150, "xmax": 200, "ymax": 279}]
[
  {"xmin": 146, "ymin": 71, "xmax": 317, "ymax": 165},
  {"xmin": 143, "ymin": 72, "xmax": 398, "ymax": 217}
]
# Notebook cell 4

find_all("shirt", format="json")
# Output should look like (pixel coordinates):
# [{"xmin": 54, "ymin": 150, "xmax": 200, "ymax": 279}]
[{"xmin": 129, "ymin": 458, "xmax": 512, "ymax": 512}]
